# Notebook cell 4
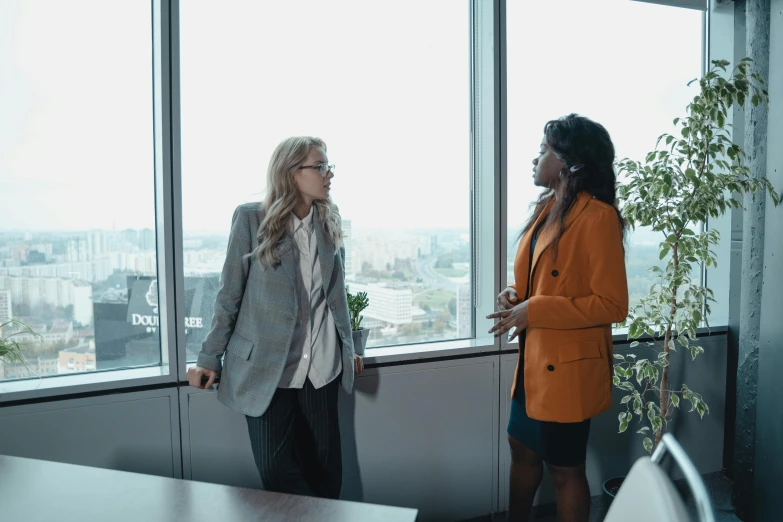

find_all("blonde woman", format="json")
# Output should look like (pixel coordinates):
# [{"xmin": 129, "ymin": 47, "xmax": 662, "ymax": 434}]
[{"xmin": 187, "ymin": 136, "xmax": 363, "ymax": 499}]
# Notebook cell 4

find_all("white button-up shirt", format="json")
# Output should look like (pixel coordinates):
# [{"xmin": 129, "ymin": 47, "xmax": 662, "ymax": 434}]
[{"xmin": 278, "ymin": 205, "xmax": 343, "ymax": 389}]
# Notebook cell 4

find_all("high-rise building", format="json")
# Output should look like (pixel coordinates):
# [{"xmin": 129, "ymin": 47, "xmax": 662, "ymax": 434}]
[
  {"xmin": 121, "ymin": 229, "xmax": 140, "ymax": 252},
  {"xmin": 341, "ymin": 219, "xmax": 354, "ymax": 279},
  {"xmin": 457, "ymin": 283, "xmax": 472, "ymax": 338},
  {"xmin": 87, "ymin": 230, "xmax": 105, "ymax": 260},
  {"xmin": 139, "ymin": 228, "xmax": 155, "ymax": 252},
  {"xmin": 0, "ymin": 259, "xmax": 111, "ymax": 283},
  {"xmin": 346, "ymin": 282, "xmax": 412, "ymax": 325},
  {"xmin": 0, "ymin": 289, "xmax": 12, "ymax": 324},
  {"xmin": 0, "ymin": 276, "xmax": 93, "ymax": 324},
  {"xmin": 67, "ymin": 237, "xmax": 88, "ymax": 262}
]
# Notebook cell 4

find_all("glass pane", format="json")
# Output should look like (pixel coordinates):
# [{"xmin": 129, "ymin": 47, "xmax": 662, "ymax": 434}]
[
  {"xmin": 180, "ymin": 0, "xmax": 471, "ymax": 359},
  {"xmin": 506, "ymin": 0, "xmax": 703, "ymax": 316},
  {"xmin": 0, "ymin": 1, "xmax": 158, "ymax": 382}
]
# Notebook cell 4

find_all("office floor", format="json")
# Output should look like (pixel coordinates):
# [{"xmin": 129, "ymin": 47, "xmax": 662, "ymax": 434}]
[{"xmin": 465, "ymin": 472, "xmax": 739, "ymax": 522}]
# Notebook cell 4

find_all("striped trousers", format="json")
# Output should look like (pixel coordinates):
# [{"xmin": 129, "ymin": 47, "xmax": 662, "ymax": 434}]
[{"xmin": 246, "ymin": 377, "xmax": 342, "ymax": 499}]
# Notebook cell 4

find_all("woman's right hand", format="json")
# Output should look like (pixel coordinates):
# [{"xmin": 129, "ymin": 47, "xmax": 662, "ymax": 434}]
[
  {"xmin": 496, "ymin": 287, "xmax": 519, "ymax": 311},
  {"xmin": 187, "ymin": 366, "xmax": 218, "ymax": 389}
]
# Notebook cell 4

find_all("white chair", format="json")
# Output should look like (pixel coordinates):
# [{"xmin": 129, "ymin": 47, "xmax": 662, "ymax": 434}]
[{"xmin": 604, "ymin": 433, "xmax": 715, "ymax": 522}]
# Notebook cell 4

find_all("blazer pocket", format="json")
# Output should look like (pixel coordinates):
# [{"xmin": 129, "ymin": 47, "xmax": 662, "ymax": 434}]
[
  {"xmin": 226, "ymin": 332, "xmax": 254, "ymax": 361},
  {"xmin": 558, "ymin": 339, "xmax": 602, "ymax": 363}
]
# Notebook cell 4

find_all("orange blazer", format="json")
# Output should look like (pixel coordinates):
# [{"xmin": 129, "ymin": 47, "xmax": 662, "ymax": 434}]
[{"xmin": 510, "ymin": 191, "xmax": 629, "ymax": 423}]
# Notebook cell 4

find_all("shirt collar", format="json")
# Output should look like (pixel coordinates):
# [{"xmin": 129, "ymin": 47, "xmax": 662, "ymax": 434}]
[{"xmin": 290, "ymin": 204, "xmax": 315, "ymax": 234}]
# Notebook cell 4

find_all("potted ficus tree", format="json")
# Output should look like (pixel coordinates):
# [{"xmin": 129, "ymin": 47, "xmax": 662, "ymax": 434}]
[
  {"xmin": 604, "ymin": 57, "xmax": 780, "ymax": 500},
  {"xmin": 347, "ymin": 289, "xmax": 370, "ymax": 356}
]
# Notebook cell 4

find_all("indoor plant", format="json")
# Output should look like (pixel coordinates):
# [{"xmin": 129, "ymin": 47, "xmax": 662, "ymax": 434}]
[
  {"xmin": 0, "ymin": 320, "xmax": 35, "ymax": 378},
  {"xmin": 606, "ymin": 58, "xmax": 780, "ymax": 497},
  {"xmin": 346, "ymin": 289, "xmax": 370, "ymax": 356}
]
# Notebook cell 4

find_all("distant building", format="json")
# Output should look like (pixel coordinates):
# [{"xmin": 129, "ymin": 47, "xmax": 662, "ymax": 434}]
[
  {"xmin": 346, "ymin": 282, "xmax": 412, "ymax": 325},
  {"xmin": 139, "ymin": 228, "xmax": 155, "ymax": 252},
  {"xmin": 0, "ymin": 276, "xmax": 93, "ymax": 325},
  {"xmin": 0, "ymin": 356, "xmax": 59, "ymax": 380},
  {"xmin": 341, "ymin": 219, "xmax": 354, "ymax": 279},
  {"xmin": 0, "ymin": 289, "xmax": 11, "ymax": 323},
  {"xmin": 457, "ymin": 283, "xmax": 472, "ymax": 338},
  {"xmin": 58, "ymin": 343, "xmax": 96, "ymax": 374},
  {"xmin": 0, "ymin": 259, "xmax": 111, "ymax": 283},
  {"xmin": 93, "ymin": 274, "xmax": 219, "ymax": 370},
  {"xmin": 1, "ymin": 319, "xmax": 74, "ymax": 345}
]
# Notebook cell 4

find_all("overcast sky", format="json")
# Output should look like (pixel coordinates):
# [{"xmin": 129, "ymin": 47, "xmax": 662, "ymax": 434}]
[{"xmin": 0, "ymin": 0, "xmax": 701, "ymax": 241}]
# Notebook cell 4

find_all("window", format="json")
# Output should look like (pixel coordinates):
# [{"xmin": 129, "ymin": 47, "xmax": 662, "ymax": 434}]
[
  {"xmin": 180, "ymin": 0, "xmax": 473, "ymax": 356},
  {"xmin": 0, "ymin": 1, "xmax": 160, "ymax": 383},
  {"xmin": 505, "ymin": 0, "xmax": 704, "ymax": 317}
]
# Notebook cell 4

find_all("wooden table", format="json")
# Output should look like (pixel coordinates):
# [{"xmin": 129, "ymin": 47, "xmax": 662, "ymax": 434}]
[{"xmin": 0, "ymin": 455, "xmax": 418, "ymax": 522}]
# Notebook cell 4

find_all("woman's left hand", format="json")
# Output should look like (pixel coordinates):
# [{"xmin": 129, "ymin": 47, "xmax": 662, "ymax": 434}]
[
  {"xmin": 487, "ymin": 300, "xmax": 529, "ymax": 342},
  {"xmin": 354, "ymin": 355, "xmax": 364, "ymax": 376}
]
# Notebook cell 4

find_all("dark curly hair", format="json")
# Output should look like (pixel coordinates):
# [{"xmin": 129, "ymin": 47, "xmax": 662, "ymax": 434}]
[{"xmin": 521, "ymin": 113, "xmax": 626, "ymax": 256}]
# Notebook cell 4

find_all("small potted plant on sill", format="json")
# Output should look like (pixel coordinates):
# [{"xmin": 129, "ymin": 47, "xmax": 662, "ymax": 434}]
[
  {"xmin": 346, "ymin": 289, "xmax": 370, "ymax": 356},
  {"xmin": 604, "ymin": 57, "xmax": 780, "ymax": 501}
]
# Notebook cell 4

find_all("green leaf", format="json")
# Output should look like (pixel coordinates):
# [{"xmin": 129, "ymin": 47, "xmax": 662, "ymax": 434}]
[
  {"xmin": 618, "ymin": 412, "xmax": 629, "ymax": 433},
  {"xmin": 660, "ymin": 246, "xmax": 671, "ymax": 260},
  {"xmin": 621, "ymin": 395, "xmax": 632, "ymax": 404},
  {"xmin": 614, "ymin": 354, "xmax": 626, "ymax": 360},
  {"xmin": 643, "ymin": 438, "xmax": 654, "ymax": 454},
  {"xmin": 696, "ymin": 401, "xmax": 707, "ymax": 418},
  {"xmin": 613, "ymin": 375, "xmax": 621, "ymax": 386},
  {"xmin": 637, "ymin": 426, "xmax": 651, "ymax": 434},
  {"xmin": 630, "ymin": 341, "xmax": 640, "ymax": 348},
  {"xmin": 671, "ymin": 394, "xmax": 680, "ymax": 408}
]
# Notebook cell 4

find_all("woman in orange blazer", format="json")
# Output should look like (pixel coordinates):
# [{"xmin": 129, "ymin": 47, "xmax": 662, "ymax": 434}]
[{"xmin": 488, "ymin": 114, "xmax": 628, "ymax": 522}]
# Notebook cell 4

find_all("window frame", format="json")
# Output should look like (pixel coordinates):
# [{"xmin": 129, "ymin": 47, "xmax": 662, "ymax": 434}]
[{"xmin": 0, "ymin": 0, "xmax": 730, "ymax": 403}]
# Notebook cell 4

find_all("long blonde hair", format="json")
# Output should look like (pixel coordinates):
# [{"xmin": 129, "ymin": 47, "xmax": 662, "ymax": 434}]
[{"xmin": 252, "ymin": 136, "xmax": 343, "ymax": 268}]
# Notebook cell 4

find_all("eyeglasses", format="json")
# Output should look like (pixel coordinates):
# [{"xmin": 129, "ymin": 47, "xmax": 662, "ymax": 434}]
[{"xmin": 299, "ymin": 163, "xmax": 335, "ymax": 177}]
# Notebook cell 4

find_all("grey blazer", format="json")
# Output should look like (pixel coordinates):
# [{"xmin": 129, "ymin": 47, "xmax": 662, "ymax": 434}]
[{"xmin": 197, "ymin": 202, "xmax": 355, "ymax": 417}]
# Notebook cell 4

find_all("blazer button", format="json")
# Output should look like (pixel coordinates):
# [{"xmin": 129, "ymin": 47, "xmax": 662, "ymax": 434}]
[
  {"xmin": 551, "ymin": 270, "xmax": 559, "ymax": 277},
  {"xmin": 547, "ymin": 364, "xmax": 555, "ymax": 371}
]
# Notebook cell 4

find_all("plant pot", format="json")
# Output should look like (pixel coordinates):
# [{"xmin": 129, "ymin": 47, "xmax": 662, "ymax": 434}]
[
  {"xmin": 602, "ymin": 476, "xmax": 625, "ymax": 506},
  {"xmin": 351, "ymin": 328, "xmax": 370, "ymax": 356}
]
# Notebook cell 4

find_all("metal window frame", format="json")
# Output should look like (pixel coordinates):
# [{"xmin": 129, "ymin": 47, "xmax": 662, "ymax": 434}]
[
  {"xmin": 471, "ymin": 0, "xmax": 505, "ymax": 352},
  {"xmin": 1, "ymin": 0, "xmax": 728, "ymax": 402},
  {"xmin": 152, "ymin": 0, "xmax": 183, "ymax": 382}
]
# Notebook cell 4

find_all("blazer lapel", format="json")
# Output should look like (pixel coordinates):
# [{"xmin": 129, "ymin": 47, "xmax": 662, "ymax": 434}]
[
  {"xmin": 528, "ymin": 192, "xmax": 593, "ymax": 286},
  {"xmin": 313, "ymin": 209, "xmax": 335, "ymax": 291},
  {"xmin": 274, "ymin": 234, "xmax": 297, "ymax": 288},
  {"xmin": 517, "ymin": 198, "xmax": 554, "ymax": 297}
]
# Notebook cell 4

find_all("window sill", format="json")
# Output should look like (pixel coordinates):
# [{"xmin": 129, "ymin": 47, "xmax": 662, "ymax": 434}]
[
  {"xmin": 361, "ymin": 337, "xmax": 498, "ymax": 366},
  {"xmin": 0, "ymin": 365, "xmax": 175, "ymax": 405},
  {"xmin": 183, "ymin": 337, "xmax": 501, "ymax": 375},
  {"xmin": 2, "ymin": 326, "xmax": 729, "ymax": 404}
]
